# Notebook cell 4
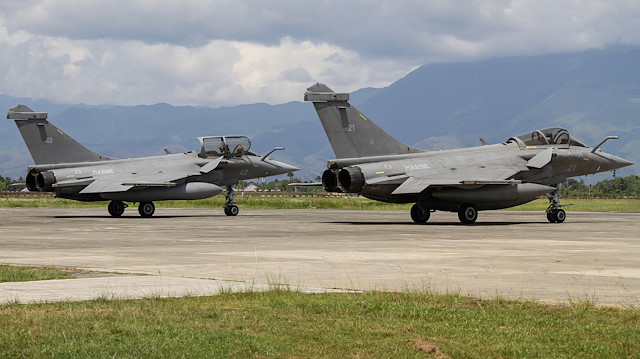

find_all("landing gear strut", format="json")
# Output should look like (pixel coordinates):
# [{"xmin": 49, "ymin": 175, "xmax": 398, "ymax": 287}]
[
  {"xmin": 545, "ymin": 188, "xmax": 570, "ymax": 223},
  {"xmin": 224, "ymin": 185, "xmax": 239, "ymax": 216}
]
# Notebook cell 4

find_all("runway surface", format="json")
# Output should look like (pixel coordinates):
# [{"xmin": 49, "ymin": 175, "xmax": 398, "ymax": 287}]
[{"xmin": 1, "ymin": 207, "xmax": 639, "ymax": 306}]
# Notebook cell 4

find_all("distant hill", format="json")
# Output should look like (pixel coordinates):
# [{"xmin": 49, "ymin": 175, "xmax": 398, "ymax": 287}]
[
  {"xmin": 356, "ymin": 46, "xmax": 640, "ymax": 171},
  {"xmin": 1, "ymin": 46, "xmax": 638, "ymax": 180}
]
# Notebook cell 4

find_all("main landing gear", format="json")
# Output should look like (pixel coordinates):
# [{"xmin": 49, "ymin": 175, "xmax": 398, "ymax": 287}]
[
  {"xmin": 107, "ymin": 200, "xmax": 127, "ymax": 217},
  {"xmin": 410, "ymin": 203, "xmax": 478, "ymax": 225},
  {"xmin": 107, "ymin": 200, "xmax": 155, "ymax": 218},
  {"xmin": 223, "ymin": 185, "xmax": 239, "ymax": 216},
  {"xmin": 546, "ymin": 189, "xmax": 570, "ymax": 223},
  {"xmin": 138, "ymin": 202, "xmax": 155, "ymax": 218},
  {"xmin": 457, "ymin": 204, "xmax": 478, "ymax": 225},
  {"xmin": 410, "ymin": 204, "xmax": 430, "ymax": 224}
]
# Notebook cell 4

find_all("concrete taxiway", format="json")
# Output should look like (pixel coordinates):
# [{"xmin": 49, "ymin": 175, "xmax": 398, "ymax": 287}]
[{"xmin": 1, "ymin": 207, "xmax": 639, "ymax": 306}]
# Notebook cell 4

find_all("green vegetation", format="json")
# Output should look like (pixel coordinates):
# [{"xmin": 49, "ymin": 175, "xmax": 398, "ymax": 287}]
[
  {"xmin": 506, "ymin": 198, "xmax": 640, "ymax": 211},
  {"xmin": 0, "ymin": 265, "xmax": 76, "ymax": 283},
  {"xmin": 2, "ymin": 194, "xmax": 639, "ymax": 211},
  {"xmin": 0, "ymin": 195, "xmax": 413, "ymax": 210},
  {"xmin": 561, "ymin": 175, "xmax": 640, "ymax": 198},
  {"xmin": 1, "ymin": 290, "xmax": 638, "ymax": 358}
]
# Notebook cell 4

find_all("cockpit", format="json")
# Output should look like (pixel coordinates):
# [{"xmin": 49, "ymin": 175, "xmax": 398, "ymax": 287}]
[
  {"xmin": 198, "ymin": 136, "xmax": 254, "ymax": 157},
  {"xmin": 508, "ymin": 127, "xmax": 588, "ymax": 148}
]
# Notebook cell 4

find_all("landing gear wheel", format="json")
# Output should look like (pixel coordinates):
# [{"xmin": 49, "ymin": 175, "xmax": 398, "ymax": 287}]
[
  {"xmin": 546, "ymin": 211, "xmax": 555, "ymax": 223},
  {"xmin": 223, "ymin": 185, "xmax": 239, "ymax": 216},
  {"xmin": 107, "ymin": 200, "xmax": 126, "ymax": 217},
  {"xmin": 410, "ymin": 204, "xmax": 430, "ymax": 224},
  {"xmin": 138, "ymin": 201, "xmax": 155, "ymax": 218},
  {"xmin": 546, "ymin": 187, "xmax": 570, "ymax": 223},
  {"xmin": 458, "ymin": 204, "xmax": 478, "ymax": 224},
  {"xmin": 224, "ymin": 205, "xmax": 239, "ymax": 216},
  {"xmin": 547, "ymin": 209, "xmax": 566, "ymax": 223}
]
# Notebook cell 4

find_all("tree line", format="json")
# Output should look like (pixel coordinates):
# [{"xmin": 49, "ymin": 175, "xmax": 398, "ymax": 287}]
[{"xmin": 560, "ymin": 175, "xmax": 640, "ymax": 198}]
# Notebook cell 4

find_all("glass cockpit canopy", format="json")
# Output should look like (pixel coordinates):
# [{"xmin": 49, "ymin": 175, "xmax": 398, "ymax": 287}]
[
  {"xmin": 199, "ymin": 136, "xmax": 252, "ymax": 157},
  {"xmin": 508, "ymin": 127, "xmax": 588, "ymax": 148}
]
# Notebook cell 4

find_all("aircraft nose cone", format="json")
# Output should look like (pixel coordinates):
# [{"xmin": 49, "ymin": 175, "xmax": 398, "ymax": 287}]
[
  {"xmin": 281, "ymin": 163, "xmax": 299, "ymax": 173},
  {"xmin": 598, "ymin": 153, "xmax": 634, "ymax": 172},
  {"xmin": 271, "ymin": 160, "xmax": 299, "ymax": 174}
]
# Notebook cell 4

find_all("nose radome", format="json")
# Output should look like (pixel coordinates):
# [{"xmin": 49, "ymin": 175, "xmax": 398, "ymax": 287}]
[
  {"xmin": 273, "ymin": 160, "xmax": 299, "ymax": 174},
  {"xmin": 598, "ymin": 152, "xmax": 634, "ymax": 172}
]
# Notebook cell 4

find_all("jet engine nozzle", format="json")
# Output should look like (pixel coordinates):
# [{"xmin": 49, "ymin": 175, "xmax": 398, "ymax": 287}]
[
  {"xmin": 321, "ymin": 169, "xmax": 341, "ymax": 193},
  {"xmin": 338, "ymin": 167, "xmax": 364, "ymax": 193},
  {"xmin": 36, "ymin": 171, "xmax": 57, "ymax": 192},
  {"xmin": 25, "ymin": 170, "xmax": 38, "ymax": 191}
]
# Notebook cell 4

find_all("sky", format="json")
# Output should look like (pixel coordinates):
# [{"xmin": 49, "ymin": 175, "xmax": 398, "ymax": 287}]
[{"xmin": 1, "ymin": 0, "xmax": 640, "ymax": 107}]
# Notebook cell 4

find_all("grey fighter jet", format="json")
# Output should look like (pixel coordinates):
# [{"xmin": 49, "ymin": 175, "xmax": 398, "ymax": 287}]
[
  {"xmin": 7, "ymin": 105, "xmax": 298, "ymax": 217},
  {"xmin": 304, "ymin": 83, "xmax": 633, "ymax": 224}
]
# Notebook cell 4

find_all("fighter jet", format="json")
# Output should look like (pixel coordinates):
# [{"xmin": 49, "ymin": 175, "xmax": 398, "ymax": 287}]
[
  {"xmin": 7, "ymin": 105, "xmax": 298, "ymax": 217},
  {"xmin": 304, "ymin": 83, "xmax": 633, "ymax": 224}
]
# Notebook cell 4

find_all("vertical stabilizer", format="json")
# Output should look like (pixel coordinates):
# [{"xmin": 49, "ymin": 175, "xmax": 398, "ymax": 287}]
[
  {"xmin": 304, "ymin": 83, "xmax": 422, "ymax": 158},
  {"xmin": 7, "ymin": 105, "xmax": 113, "ymax": 165}
]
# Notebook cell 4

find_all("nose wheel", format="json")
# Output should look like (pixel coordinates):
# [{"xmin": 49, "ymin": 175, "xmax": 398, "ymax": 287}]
[
  {"xmin": 224, "ymin": 185, "xmax": 240, "ymax": 216},
  {"xmin": 546, "ymin": 188, "xmax": 571, "ymax": 223}
]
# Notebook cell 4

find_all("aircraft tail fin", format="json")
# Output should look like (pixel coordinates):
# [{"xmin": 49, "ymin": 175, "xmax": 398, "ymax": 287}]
[
  {"xmin": 7, "ymin": 105, "xmax": 113, "ymax": 165},
  {"xmin": 304, "ymin": 83, "xmax": 422, "ymax": 158}
]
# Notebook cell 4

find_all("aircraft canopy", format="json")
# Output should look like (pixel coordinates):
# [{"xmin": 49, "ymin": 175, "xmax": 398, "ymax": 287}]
[
  {"xmin": 199, "ymin": 136, "xmax": 252, "ymax": 157},
  {"xmin": 509, "ymin": 127, "xmax": 588, "ymax": 148}
]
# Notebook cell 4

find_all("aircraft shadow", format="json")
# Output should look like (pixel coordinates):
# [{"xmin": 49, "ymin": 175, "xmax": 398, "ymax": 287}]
[
  {"xmin": 52, "ymin": 215, "xmax": 216, "ymax": 219},
  {"xmin": 325, "ymin": 221, "xmax": 533, "ymax": 226},
  {"xmin": 52, "ymin": 214, "xmax": 277, "ymax": 219}
]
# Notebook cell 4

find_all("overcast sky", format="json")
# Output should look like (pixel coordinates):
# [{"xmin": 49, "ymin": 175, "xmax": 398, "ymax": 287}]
[{"xmin": 1, "ymin": 0, "xmax": 639, "ymax": 107}]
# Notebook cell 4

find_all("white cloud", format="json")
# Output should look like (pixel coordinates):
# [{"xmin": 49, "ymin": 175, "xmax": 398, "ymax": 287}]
[{"xmin": 1, "ymin": 1, "xmax": 640, "ymax": 106}]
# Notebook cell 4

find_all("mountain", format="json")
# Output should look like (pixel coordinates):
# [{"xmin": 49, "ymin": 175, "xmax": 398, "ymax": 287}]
[
  {"xmin": 356, "ymin": 46, "xmax": 640, "ymax": 169},
  {"xmin": 1, "ymin": 46, "xmax": 638, "ymax": 180}
]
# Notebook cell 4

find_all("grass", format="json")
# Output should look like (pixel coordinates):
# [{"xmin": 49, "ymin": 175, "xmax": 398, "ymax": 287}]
[
  {"xmin": 0, "ymin": 290, "xmax": 638, "ymax": 358},
  {"xmin": 505, "ymin": 198, "xmax": 640, "ymax": 211},
  {"xmin": 1, "ymin": 195, "xmax": 639, "ymax": 211},
  {"xmin": 0, "ymin": 264, "xmax": 77, "ymax": 283}
]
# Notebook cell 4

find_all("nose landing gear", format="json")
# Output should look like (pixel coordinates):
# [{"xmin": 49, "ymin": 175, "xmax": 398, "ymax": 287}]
[
  {"xmin": 223, "ymin": 185, "xmax": 239, "ymax": 216},
  {"xmin": 546, "ymin": 188, "xmax": 572, "ymax": 223}
]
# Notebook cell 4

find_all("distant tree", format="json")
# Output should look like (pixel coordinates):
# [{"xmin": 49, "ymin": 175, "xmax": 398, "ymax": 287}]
[
  {"xmin": 234, "ymin": 180, "xmax": 247, "ymax": 191},
  {"xmin": 560, "ymin": 175, "xmax": 640, "ymax": 198},
  {"xmin": 560, "ymin": 178, "xmax": 589, "ymax": 197}
]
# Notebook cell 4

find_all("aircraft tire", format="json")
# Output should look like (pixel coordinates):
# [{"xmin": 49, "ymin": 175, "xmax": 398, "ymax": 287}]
[
  {"xmin": 108, "ymin": 200, "xmax": 125, "ymax": 217},
  {"xmin": 548, "ymin": 209, "xmax": 565, "ymax": 223},
  {"xmin": 138, "ymin": 202, "xmax": 155, "ymax": 218},
  {"xmin": 458, "ymin": 204, "xmax": 478, "ymax": 224},
  {"xmin": 224, "ymin": 205, "xmax": 239, "ymax": 216},
  {"xmin": 410, "ymin": 203, "xmax": 430, "ymax": 224}
]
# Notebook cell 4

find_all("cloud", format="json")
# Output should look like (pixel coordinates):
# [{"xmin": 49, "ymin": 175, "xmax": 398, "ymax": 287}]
[{"xmin": 1, "ymin": 1, "xmax": 640, "ymax": 106}]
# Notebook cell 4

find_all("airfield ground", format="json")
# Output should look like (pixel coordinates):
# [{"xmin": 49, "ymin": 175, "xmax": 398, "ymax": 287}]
[{"xmin": 1, "ymin": 208, "xmax": 639, "ymax": 306}]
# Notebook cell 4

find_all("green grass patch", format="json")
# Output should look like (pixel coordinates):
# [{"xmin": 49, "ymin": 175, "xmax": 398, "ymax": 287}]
[
  {"xmin": 506, "ymin": 198, "xmax": 640, "ymax": 211},
  {"xmin": 0, "ymin": 265, "xmax": 76, "ymax": 283},
  {"xmin": 1, "ymin": 290, "xmax": 638, "ymax": 358},
  {"xmin": 1, "ymin": 195, "xmax": 639, "ymax": 211}
]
